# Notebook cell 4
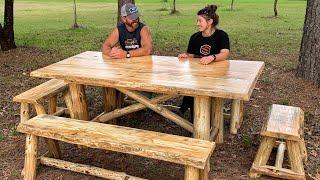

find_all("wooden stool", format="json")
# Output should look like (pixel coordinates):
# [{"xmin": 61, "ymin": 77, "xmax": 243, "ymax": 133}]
[{"xmin": 249, "ymin": 104, "xmax": 307, "ymax": 180}]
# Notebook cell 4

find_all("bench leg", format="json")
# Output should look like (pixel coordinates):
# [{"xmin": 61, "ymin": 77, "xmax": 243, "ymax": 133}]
[
  {"xmin": 24, "ymin": 134, "xmax": 38, "ymax": 180},
  {"xmin": 47, "ymin": 96, "xmax": 62, "ymax": 158},
  {"xmin": 212, "ymin": 98, "xmax": 224, "ymax": 144},
  {"xmin": 194, "ymin": 96, "xmax": 211, "ymax": 180},
  {"xmin": 230, "ymin": 100, "xmax": 244, "ymax": 134},
  {"xmin": 185, "ymin": 166, "xmax": 200, "ymax": 180},
  {"xmin": 249, "ymin": 136, "xmax": 276, "ymax": 178},
  {"xmin": 287, "ymin": 140, "xmax": 305, "ymax": 175},
  {"xmin": 34, "ymin": 101, "xmax": 62, "ymax": 159}
]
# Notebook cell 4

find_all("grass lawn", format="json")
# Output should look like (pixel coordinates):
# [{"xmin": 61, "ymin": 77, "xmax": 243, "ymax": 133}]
[{"xmin": 1, "ymin": 0, "xmax": 306, "ymax": 63}]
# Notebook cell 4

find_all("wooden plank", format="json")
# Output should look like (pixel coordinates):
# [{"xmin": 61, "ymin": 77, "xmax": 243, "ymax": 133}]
[
  {"xmin": 52, "ymin": 107, "xmax": 69, "ymax": 117},
  {"xmin": 92, "ymin": 94, "xmax": 177, "ymax": 123},
  {"xmin": 250, "ymin": 165, "xmax": 305, "ymax": 180},
  {"xmin": 116, "ymin": 88, "xmax": 193, "ymax": 133},
  {"xmin": 40, "ymin": 157, "xmax": 146, "ymax": 180},
  {"xmin": 13, "ymin": 79, "xmax": 67, "ymax": 104},
  {"xmin": 261, "ymin": 104, "xmax": 304, "ymax": 141},
  {"xmin": 17, "ymin": 115, "xmax": 215, "ymax": 169},
  {"xmin": 30, "ymin": 51, "xmax": 264, "ymax": 100}
]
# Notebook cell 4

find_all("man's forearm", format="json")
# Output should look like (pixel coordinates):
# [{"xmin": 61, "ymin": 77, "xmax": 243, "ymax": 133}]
[
  {"xmin": 101, "ymin": 44, "xmax": 112, "ymax": 55},
  {"xmin": 128, "ymin": 47, "xmax": 152, "ymax": 57}
]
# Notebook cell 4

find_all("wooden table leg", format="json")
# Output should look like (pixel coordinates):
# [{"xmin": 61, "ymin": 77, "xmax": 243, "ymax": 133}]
[
  {"xmin": 185, "ymin": 166, "xmax": 200, "ymax": 180},
  {"xmin": 230, "ymin": 99, "xmax": 244, "ymax": 134},
  {"xmin": 103, "ymin": 87, "xmax": 123, "ymax": 124},
  {"xmin": 193, "ymin": 96, "xmax": 211, "ymax": 180},
  {"xmin": 212, "ymin": 98, "xmax": 224, "ymax": 144},
  {"xmin": 69, "ymin": 83, "xmax": 89, "ymax": 121}
]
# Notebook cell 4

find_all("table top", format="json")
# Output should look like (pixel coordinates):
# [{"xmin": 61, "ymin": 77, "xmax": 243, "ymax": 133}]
[{"xmin": 30, "ymin": 51, "xmax": 264, "ymax": 100}]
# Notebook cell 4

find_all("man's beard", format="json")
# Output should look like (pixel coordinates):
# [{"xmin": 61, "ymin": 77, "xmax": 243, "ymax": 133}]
[{"xmin": 126, "ymin": 21, "xmax": 139, "ymax": 29}]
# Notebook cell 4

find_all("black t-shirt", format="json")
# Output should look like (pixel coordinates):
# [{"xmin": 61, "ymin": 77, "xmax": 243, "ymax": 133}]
[
  {"xmin": 187, "ymin": 29, "xmax": 230, "ymax": 57},
  {"xmin": 117, "ymin": 22, "xmax": 145, "ymax": 51}
]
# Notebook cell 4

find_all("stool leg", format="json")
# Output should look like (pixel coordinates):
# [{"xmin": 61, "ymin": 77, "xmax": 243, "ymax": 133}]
[
  {"xmin": 287, "ymin": 140, "xmax": 305, "ymax": 175},
  {"xmin": 298, "ymin": 139, "xmax": 307, "ymax": 162},
  {"xmin": 249, "ymin": 137, "xmax": 276, "ymax": 178},
  {"xmin": 185, "ymin": 166, "xmax": 199, "ymax": 180},
  {"xmin": 24, "ymin": 134, "xmax": 38, "ymax": 180}
]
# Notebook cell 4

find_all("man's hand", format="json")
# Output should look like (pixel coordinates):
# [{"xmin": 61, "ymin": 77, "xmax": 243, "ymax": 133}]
[
  {"xmin": 200, "ymin": 56, "xmax": 214, "ymax": 65},
  {"xmin": 178, "ymin": 53, "xmax": 189, "ymax": 58},
  {"xmin": 110, "ymin": 47, "xmax": 126, "ymax": 59}
]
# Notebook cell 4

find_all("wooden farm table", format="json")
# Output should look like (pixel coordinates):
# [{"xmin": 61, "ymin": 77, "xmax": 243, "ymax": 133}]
[{"xmin": 30, "ymin": 51, "xmax": 264, "ymax": 179}]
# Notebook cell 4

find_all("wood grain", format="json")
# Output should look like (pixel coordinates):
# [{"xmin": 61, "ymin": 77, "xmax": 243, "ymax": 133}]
[
  {"xmin": 30, "ymin": 51, "xmax": 264, "ymax": 100},
  {"xmin": 261, "ymin": 104, "xmax": 304, "ymax": 141},
  {"xmin": 13, "ymin": 79, "xmax": 67, "ymax": 104},
  {"xmin": 17, "ymin": 115, "xmax": 215, "ymax": 169}
]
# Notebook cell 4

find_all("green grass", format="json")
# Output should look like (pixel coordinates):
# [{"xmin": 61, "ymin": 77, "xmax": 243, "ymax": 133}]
[{"xmin": 0, "ymin": 0, "xmax": 306, "ymax": 63}]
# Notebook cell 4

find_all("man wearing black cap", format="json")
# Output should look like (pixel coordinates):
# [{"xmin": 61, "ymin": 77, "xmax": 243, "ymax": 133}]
[{"xmin": 102, "ymin": 3, "xmax": 152, "ymax": 59}]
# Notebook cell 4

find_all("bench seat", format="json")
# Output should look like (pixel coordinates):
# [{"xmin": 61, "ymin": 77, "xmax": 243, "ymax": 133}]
[
  {"xmin": 17, "ymin": 114, "xmax": 215, "ymax": 179},
  {"xmin": 13, "ymin": 79, "xmax": 67, "ymax": 104}
]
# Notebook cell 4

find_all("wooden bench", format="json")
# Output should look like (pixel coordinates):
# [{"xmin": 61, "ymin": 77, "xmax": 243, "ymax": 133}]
[
  {"xmin": 249, "ymin": 104, "xmax": 307, "ymax": 180},
  {"xmin": 17, "ymin": 114, "xmax": 215, "ymax": 180},
  {"xmin": 13, "ymin": 79, "xmax": 68, "ymax": 158}
]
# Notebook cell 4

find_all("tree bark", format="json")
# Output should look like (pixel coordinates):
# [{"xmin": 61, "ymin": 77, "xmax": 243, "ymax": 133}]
[
  {"xmin": 274, "ymin": 0, "xmax": 278, "ymax": 17},
  {"xmin": 118, "ymin": 0, "xmax": 135, "ymax": 25},
  {"xmin": 0, "ymin": 0, "xmax": 16, "ymax": 51},
  {"xmin": 296, "ymin": 0, "xmax": 320, "ymax": 85}
]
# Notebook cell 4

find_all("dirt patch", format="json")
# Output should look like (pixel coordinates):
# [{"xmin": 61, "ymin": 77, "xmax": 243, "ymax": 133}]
[{"xmin": 0, "ymin": 47, "xmax": 319, "ymax": 179}]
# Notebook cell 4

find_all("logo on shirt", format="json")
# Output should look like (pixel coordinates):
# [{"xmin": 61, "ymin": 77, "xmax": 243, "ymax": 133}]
[
  {"xmin": 125, "ymin": 38, "xmax": 140, "ymax": 50},
  {"xmin": 200, "ymin": 44, "xmax": 211, "ymax": 56}
]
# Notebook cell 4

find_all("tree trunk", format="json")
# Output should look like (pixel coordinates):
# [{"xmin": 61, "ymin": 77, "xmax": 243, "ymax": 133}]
[
  {"xmin": 296, "ymin": 0, "xmax": 320, "ymax": 85},
  {"xmin": 0, "ymin": 0, "xmax": 16, "ymax": 51},
  {"xmin": 118, "ymin": 0, "xmax": 135, "ymax": 25},
  {"xmin": 231, "ymin": 0, "xmax": 235, "ymax": 11},
  {"xmin": 274, "ymin": 0, "xmax": 278, "ymax": 17},
  {"xmin": 171, "ymin": 0, "xmax": 177, "ymax": 14},
  {"xmin": 72, "ymin": 0, "xmax": 79, "ymax": 29}
]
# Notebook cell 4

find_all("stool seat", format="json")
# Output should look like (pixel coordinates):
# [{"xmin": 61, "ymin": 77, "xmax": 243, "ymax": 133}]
[{"xmin": 261, "ymin": 104, "xmax": 304, "ymax": 141}]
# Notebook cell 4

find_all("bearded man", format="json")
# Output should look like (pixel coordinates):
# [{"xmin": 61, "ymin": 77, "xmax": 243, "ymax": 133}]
[{"xmin": 102, "ymin": 3, "xmax": 152, "ymax": 59}]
